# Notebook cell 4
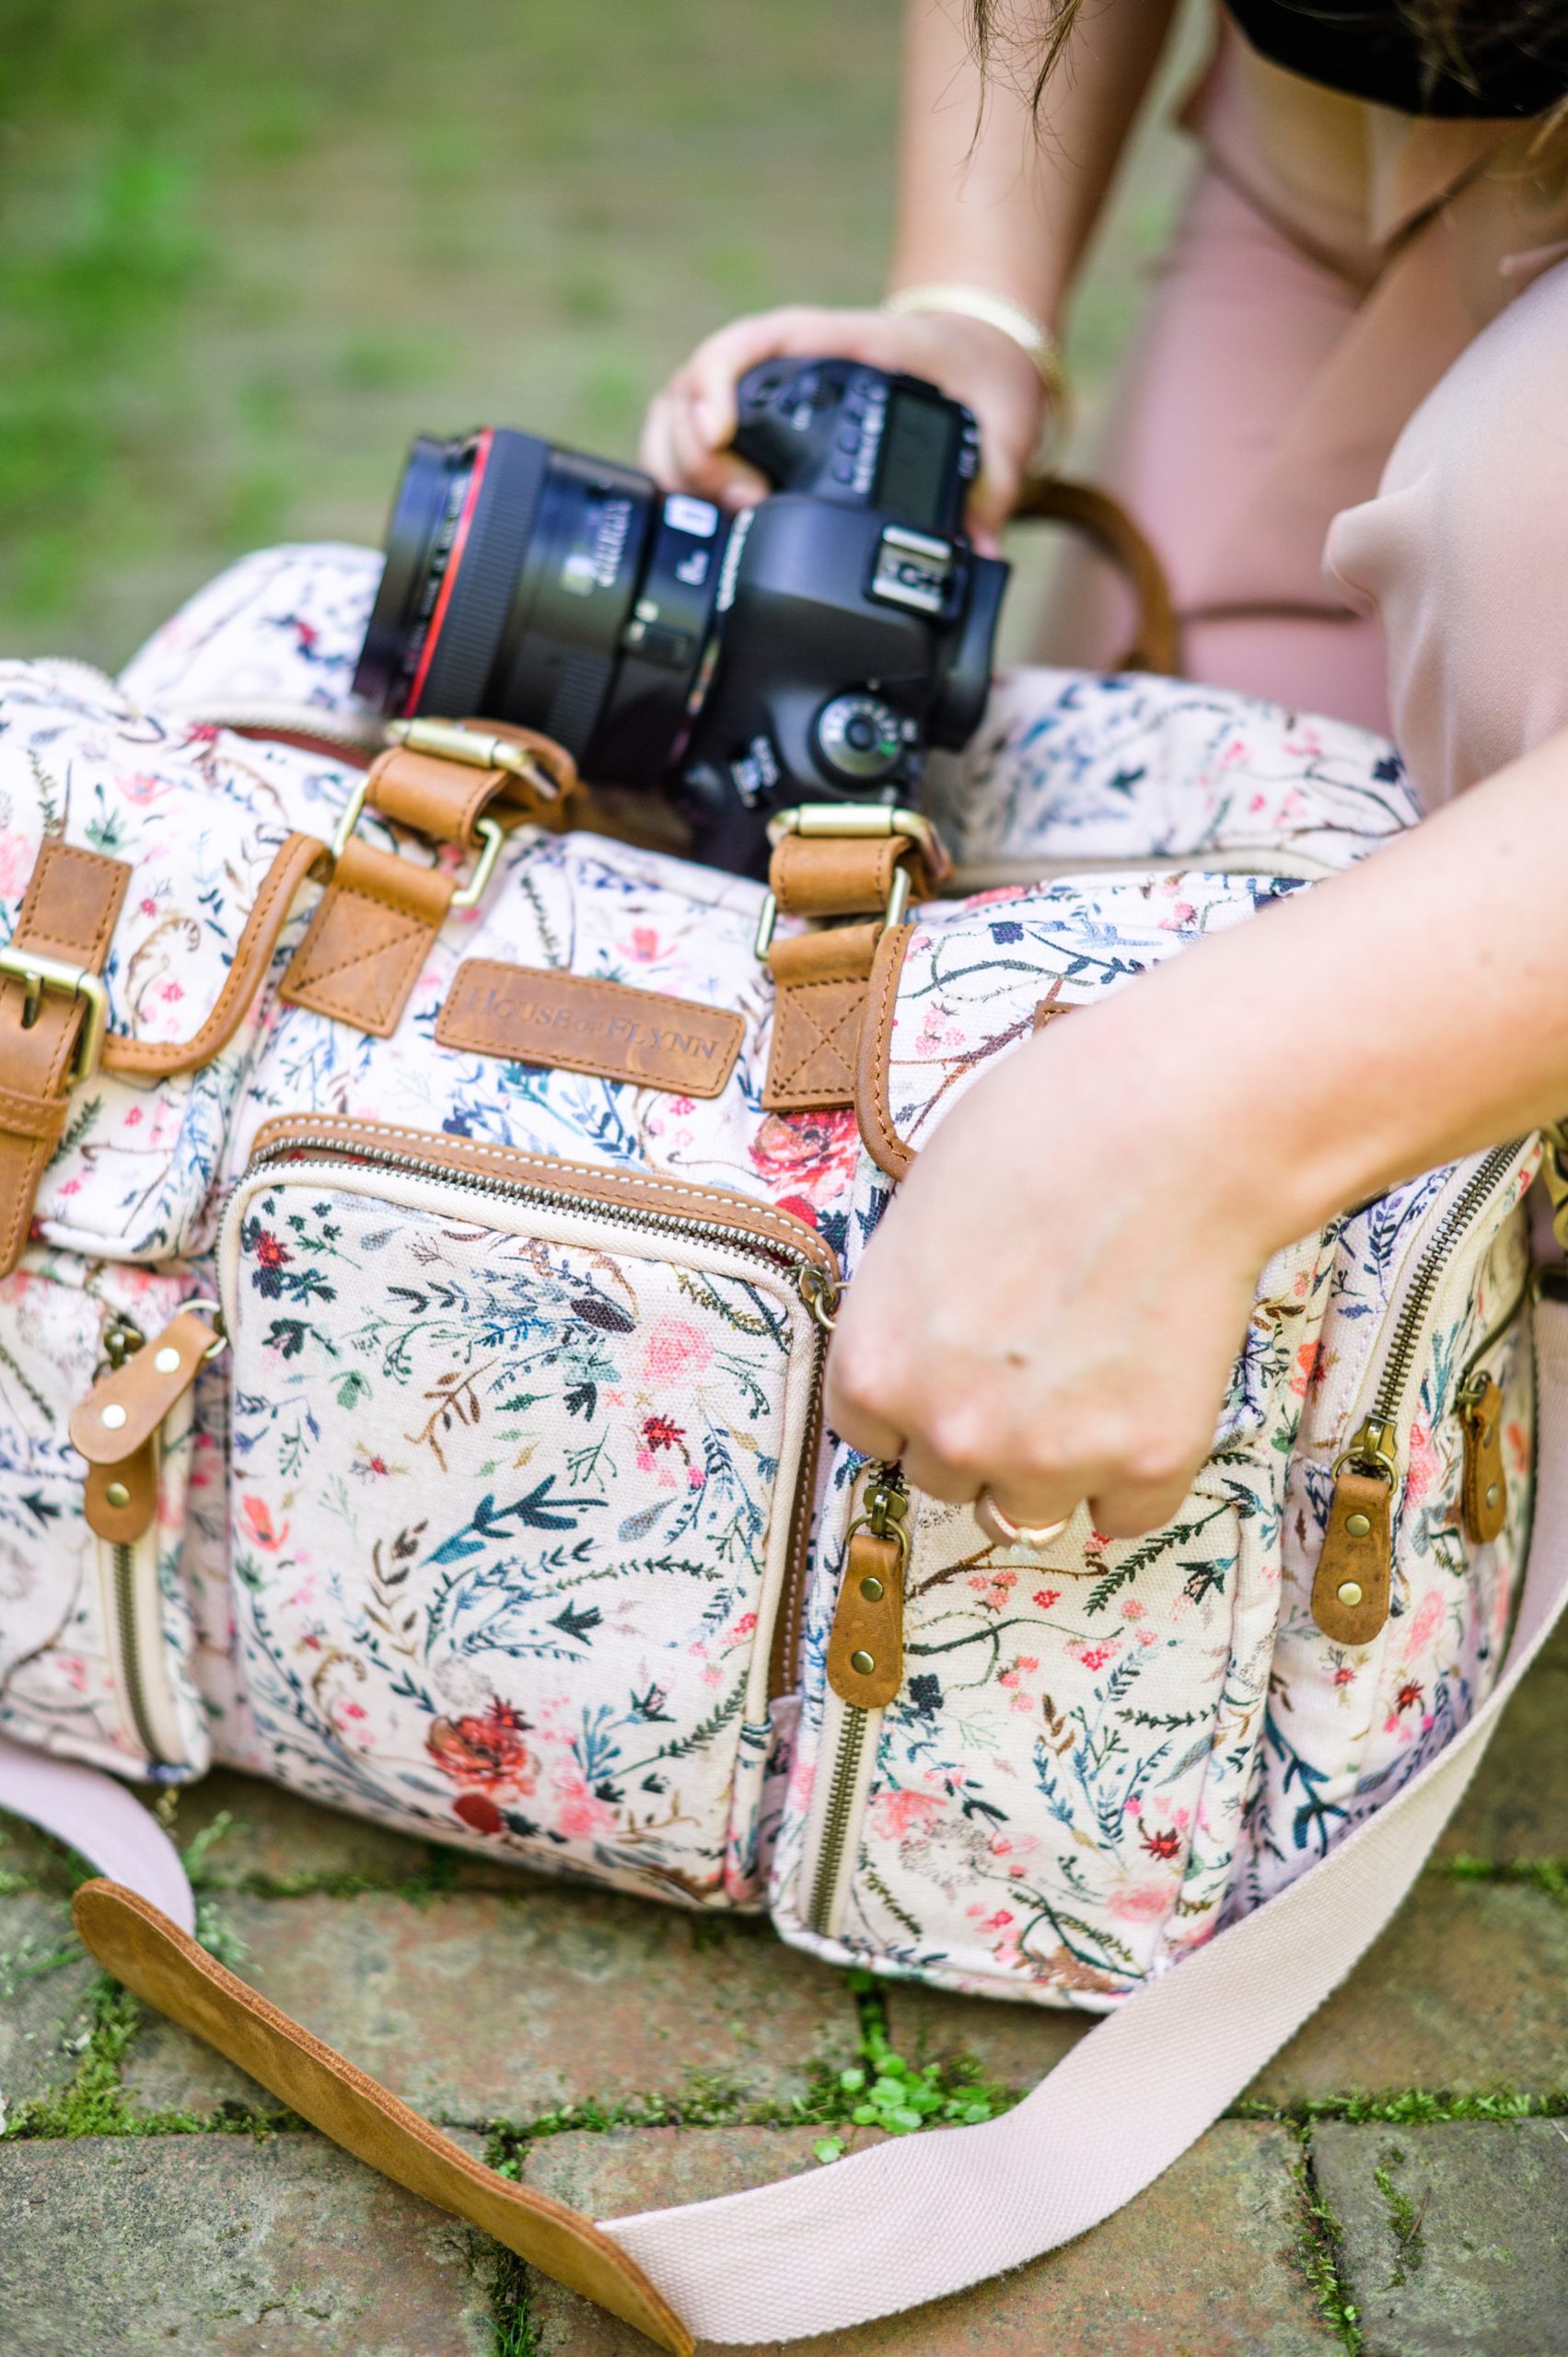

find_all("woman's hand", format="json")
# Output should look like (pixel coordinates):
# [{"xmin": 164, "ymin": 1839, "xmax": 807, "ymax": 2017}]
[
  {"xmin": 824, "ymin": 1007, "xmax": 1278, "ymax": 1539},
  {"xmin": 638, "ymin": 304, "xmax": 1048, "ymax": 552}
]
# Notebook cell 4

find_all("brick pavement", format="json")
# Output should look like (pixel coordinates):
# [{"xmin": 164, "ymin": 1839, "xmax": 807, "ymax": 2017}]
[{"xmin": 1, "ymin": 1615, "xmax": 1563, "ymax": 2354}]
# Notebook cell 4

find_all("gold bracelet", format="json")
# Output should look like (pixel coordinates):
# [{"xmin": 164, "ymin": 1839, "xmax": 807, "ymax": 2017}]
[{"xmin": 881, "ymin": 283, "xmax": 1070, "ymax": 411}]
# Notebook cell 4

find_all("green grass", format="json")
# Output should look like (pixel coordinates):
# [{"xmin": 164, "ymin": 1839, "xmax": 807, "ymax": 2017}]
[{"xmin": 0, "ymin": 0, "xmax": 1196, "ymax": 668}]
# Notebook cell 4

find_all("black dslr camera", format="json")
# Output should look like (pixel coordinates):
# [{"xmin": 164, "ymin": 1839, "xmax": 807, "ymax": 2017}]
[{"xmin": 354, "ymin": 359, "xmax": 1009, "ymax": 875}]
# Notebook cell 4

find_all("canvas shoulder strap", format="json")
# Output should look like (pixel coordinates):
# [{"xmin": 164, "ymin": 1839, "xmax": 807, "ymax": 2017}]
[{"xmin": 45, "ymin": 1297, "xmax": 1568, "ymax": 2351}]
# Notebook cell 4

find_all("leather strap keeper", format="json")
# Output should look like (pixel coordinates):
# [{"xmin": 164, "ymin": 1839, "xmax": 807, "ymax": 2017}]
[
  {"xmin": 761, "ymin": 830, "xmax": 940, "ymax": 1113},
  {"xmin": 0, "ymin": 840, "xmax": 128, "ymax": 1276},
  {"xmin": 282, "ymin": 724, "xmax": 579, "ymax": 1039}
]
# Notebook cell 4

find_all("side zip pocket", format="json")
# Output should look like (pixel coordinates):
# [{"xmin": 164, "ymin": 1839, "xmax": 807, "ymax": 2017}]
[
  {"xmin": 68, "ymin": 1304, "xmax": 224, "ymax": 1770},
  {"xmin": 1312, "ymin": 1141, "xmax": 1533, "ymax": 1644}
]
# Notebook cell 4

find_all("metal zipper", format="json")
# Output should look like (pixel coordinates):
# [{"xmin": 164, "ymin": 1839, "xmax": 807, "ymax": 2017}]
[
  {"xmin": 1338, "ymin": 1141, "xmax": 1529, "ymax": 1482},
  {"xmin": 805, "ymin": 1462, "xmax": 908, "ymax": 1935},
  {"xmin": 949, "ymin": 847, "xmax": 1341, "ymax": 892},
  {"xmin": 1457, "ymin": 1263, "xmax": 1534, "ymax": 1406},
  {"xmin": 110, "ymin": 1537, "xmax": 167, "ymax": 1763},
  {"xmin": 173, "ymin": 702, "xmax": 384, "ymax": 757},
  {"xmin": 1314, "ymin": 1140, "xmax": 1532, "ymax": 1637},
  {"xmin": 238, "ymin": 1125, "xmax": 841, "ymax": 1690},
  {"xmin": 90, "ymin": 1314, "xmax": 170, "ymax": 1766}
]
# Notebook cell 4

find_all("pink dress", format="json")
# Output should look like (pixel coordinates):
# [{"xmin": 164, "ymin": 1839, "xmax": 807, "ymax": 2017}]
[{"xmin": 1046, "ymin": 17, "xmax": 1568, "ymax": 811}]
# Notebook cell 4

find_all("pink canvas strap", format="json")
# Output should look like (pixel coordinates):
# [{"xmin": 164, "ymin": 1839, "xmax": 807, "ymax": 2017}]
[{"xmin": 0, "ymin": 1735, "xmax": 194, "ymax": 1935}]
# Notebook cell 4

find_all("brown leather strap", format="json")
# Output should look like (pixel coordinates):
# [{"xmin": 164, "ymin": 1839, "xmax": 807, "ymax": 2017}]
[
  {"xmin": 282, "ymin": 726, "xmax": 580, "ymax": 1039},
  {"xmin": 854, "ymin": 922, "xmax": 919, "ymax": 1180},
  {"xmin": 762, "ymin": 832, "xmax": 939, "ymax": 1113},
  {"xmin": 0, "ymin": 840, "xmax": 128, "ymax": 1275},
  {"xmin": 103, "ymin": 831, "xmax": 329, "ymax": 1078},
  {"xmin": 1014, "ymin": 475, "xmax": 1179, "ymax": 676},
  {"xmin": 854, "ymin": 935, "xmax": 1078, "ymax": 1182},
  {"xmin": 72, "ymin": 1880, "xmax": 695, "ymax": 2356}
]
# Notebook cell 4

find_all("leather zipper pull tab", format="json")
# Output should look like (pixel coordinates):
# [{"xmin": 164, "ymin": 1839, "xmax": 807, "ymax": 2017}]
[
  {"xmin": 828, "ymin": 1471, "xmax": 909, "ymax": 1709},
  {"xmin": 70, "ymin": 1305, "xmax": 226, "ymax": 1541},
  {"xmin": 1310, "ymin": 1466, "xmax": 1394, "ymax": 1644},
  {"xmin": 1458, "ymin": 1371, "xmax": 1508, "ymax": 1542}
]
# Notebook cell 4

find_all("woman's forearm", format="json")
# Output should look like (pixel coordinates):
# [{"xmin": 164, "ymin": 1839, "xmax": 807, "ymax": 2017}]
[
  {"xmin": 825, "ymin": 726, "xmax": 1568, "ymax": 1538},
  {"xmin": 1076, "ymin": 723, "xmax": 1568, "ymax": 1259},
  {"xmin": 888, "ymin": 0, "xmax": 1179, "ymax": 327}
]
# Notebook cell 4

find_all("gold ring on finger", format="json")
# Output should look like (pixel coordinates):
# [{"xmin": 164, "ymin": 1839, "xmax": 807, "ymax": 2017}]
[{"xmin": 975, "ymin": 1488, "xmax": 1075, "ymax": 1552}]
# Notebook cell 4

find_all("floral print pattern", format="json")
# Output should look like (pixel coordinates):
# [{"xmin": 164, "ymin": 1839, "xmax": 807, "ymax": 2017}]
[
  {"xmin": 0, "ymin": 542, "xmax": 1536, "ymax": 2003},
  {"xmin": 219, "ymin": 1165, "xmax": 823, "ymax": 1903},
  {"xmin": 768, "ymin": 882, "xmax": 1537, "ymax": 2001}
]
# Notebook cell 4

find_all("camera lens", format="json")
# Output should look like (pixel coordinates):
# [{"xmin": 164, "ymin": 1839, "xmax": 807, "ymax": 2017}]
[{"xmin": 354, "ymin": 430, "xmax": 726, "ymax": 787}]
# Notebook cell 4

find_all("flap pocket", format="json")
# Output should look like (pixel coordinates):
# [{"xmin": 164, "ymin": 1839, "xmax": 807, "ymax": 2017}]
[{"xmin": 0, "ymin": 659, "xmax": 353, "ymax": 1258}]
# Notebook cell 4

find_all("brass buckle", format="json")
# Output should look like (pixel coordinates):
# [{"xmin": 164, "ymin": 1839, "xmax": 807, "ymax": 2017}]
[
  {"xmin": 752, "ymin": 803, "xmax": 950, "ymax": 963},
  {"xmin": 384, "ymin": 716, "xmax": 565, "ymax": 801},
  {"xmin": 328, "ymin": 714, "xmax": 560, "ymax": 911},
  {"xmin": 0, "ymin": 946, "xmax": 110, "ymax": 1086}
]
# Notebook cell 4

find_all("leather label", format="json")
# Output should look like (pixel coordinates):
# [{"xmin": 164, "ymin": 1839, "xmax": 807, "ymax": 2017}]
[{"xmin": 436, "ymin": 960, "xmax": 744, "ymax": 1097}]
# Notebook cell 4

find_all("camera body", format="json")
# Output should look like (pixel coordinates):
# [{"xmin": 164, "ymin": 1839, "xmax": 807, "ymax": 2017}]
[{"xmin": 354, "ymin": 357, "xmax": 1008, "ymax": 875}]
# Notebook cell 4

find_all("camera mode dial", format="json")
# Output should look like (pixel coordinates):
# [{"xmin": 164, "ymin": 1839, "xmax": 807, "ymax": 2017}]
[{"xmin": 813, "ymin": 691, "xmax": 908, "ymax": 785}]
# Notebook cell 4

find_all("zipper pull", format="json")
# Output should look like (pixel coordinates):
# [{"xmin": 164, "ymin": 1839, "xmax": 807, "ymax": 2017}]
[
  {"xmin": 69, "ymin": 1304, "xmax": 226, "ymax": 1543},
  {"xmin": 828, "ymin": 1468, "xmax": 909, "ymax": 1709},
  {"xmin": 797, "ymin": 1262, "xmax": 840, "ymax": 1330},
  {"xmin": 1458, "ymin": 1370, "xmax": 1508, "ymax": 1543},
  {"xmin": 1311, "ymin": 1416, "xmax": 1395, "ymax": 1645}
]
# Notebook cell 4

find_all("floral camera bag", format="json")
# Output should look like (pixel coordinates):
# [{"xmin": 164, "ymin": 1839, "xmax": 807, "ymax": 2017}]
[{"xmin": 1, "ymin": 540, "xmax": 1565, "ymax": 2351}]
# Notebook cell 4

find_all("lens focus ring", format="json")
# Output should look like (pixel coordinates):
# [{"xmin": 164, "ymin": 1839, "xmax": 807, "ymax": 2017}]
[{"xmin": 414, "ymin": 431, "xmax": 552, "ymax": 719}]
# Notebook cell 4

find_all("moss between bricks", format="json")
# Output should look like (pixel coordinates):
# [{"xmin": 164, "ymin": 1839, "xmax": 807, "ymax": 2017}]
[
  {"xmin": 1291, "ymin": 2133, "xmax": 1365, "ymax": 2356},
  {"xmin": 6, "ymin": 1801, "xmax": 1568, "ymax": 2356},
  {"xmin": 1437, "ymin": 1852, "xmax": 1568, "ymax": 1904},
  {"xmin": 1373, "ymin": 2142, "xmax": 1430, "ymax": 2288},
  {"xmin": 1233, "ymin": 2084, "xmax": 1568, "ymax": 2125}
]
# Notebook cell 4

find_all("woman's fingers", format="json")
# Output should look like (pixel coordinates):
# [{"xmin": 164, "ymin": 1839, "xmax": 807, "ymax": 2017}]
[
  {"xmin": 821, "ymin": 1002, "xmax": 1271, "ymax": 1544},
  {"xmin": 640, "ymin": 303, "xmax": 1049, "ymax": 527}
]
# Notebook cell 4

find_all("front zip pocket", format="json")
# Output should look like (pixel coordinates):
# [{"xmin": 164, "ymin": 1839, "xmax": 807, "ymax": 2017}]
[{"xmin": 218, "ymin": 1117, "xmax": 837, "ymax": 1906}]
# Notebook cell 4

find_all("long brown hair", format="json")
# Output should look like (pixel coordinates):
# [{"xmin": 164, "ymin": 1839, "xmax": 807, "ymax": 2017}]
[{"xmin": 971, "ymin": 1, "xmax": 1568, "ymax": 122}]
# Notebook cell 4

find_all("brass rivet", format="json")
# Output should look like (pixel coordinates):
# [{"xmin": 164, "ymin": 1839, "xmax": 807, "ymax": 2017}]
[
  {"xmin": 1485, "ymin": 1482, "xmax": 1501, "ymax": 1509},
  {"xmin": 1336, "ymin": 1580, "xmax": 1364, "ymax": 1609},
  {"xmin": 1344, "ymin": 1512, "xmax": 1372, "ymax": 1539},
  {"xmin": 849, "ymin": 1649, "xmax": 876, "ymax": 1677},
  {"xmin": 105, "ymin": 1480, "xmax": 131, "ymax": 1509},
  {"xmin": 153, "ymin": 1345, "xmax": 182, "ymax": 1376},
  {"xmin": 99, "ymin": 1402, "xmax": 128, "ymax": 1431},
  {"xmin": 858, "ymin": 1575, "xmax": 885, "ymax": 1602}
]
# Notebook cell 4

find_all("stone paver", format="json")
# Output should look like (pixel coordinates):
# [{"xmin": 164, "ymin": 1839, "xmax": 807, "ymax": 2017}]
[
  {"xmin": 1438, "ymin": 1615, "xmax": 1568, "ymax": 1860},
  {"xmin": 521, "ymin": 2119, "xmax": 1339, "ymax": 2353},
  {"xmin": 122, "ymin": 1887, "xmax": 859, "ymax": 2124},
  {"xmin": 169, "ymin": 1771, "xmax": 442, "ymax": 1889},
  {"xmin": 0, "ymin": 2131, "xmax": 495, "ymax": 2355},
  {"xmin": 886, "ymin": 1880, "xmax": 1567, "ymax": 2107},
  {"xmin": 1314, "ymin": 2118, "xmax": 1568, "ymax": 2357},
  {"xmin": 0, "ymin": 1896, "xmax": 99, "ymax": 2112}
]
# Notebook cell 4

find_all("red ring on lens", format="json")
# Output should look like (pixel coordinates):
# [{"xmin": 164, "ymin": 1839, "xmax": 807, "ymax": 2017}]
[{"xmin": 401, "ymin": 427, "xmax": 494, "ymax": 714}]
